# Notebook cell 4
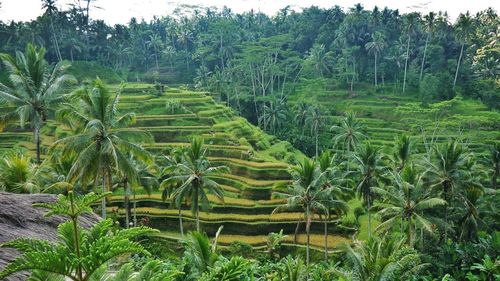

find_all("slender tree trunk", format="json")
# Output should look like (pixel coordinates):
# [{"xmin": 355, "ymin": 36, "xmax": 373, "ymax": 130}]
[
  {"xmin": 294, "ymin": 220, "xmax": 300, "ymax": 243},
  {"xmin": 101, "ymin": 172, "xmax": 106, "ymax": 219},
  {"xmin": 350, "ymin": 58, "xmax": 355, "ymax": 91},
  {"xmin": 124, "ymin": 178, "xmax": 130, "ymax": 228},
  {"xmin": 306, "ymin": 210, "xmax": 311, "ymax": 266},
  {"xmin": 407, "ymin": 216, "xmax": 412, "ymax": 246},
  {"xmin": 49, "ymin": 16, "xmax": 62, "ymax": 62},
  {"xmin": 70, "ymin": 48, "xmax": 74, "ymax": 62},
  {"xmin": 374, "ymin": 52, "xmax": 378, "ymax": 87},
  {"xmin": 315, "ymin": 128, "xmax": 319, "ymax": 157},
  {"xmin": 324, "ymin": 216, "xmax": 328, "ymax": 262},
  {"xmin": 453, "ymin": 43, "xmax": 465, "ymax": 90},
  {"xmin": 492, "ymin": 162, "xmax": 498, "ymax": 189},
  {"xmin": 195, "ymin": 186, "xmax": 200, "ymax": 232},
  {"xmin": 34, "ymin": 125, "xmax": 41, "ymax": 164},
  {"xmin": 367, "ymin": 195, "xmax": 372, "ymax": 239},
  {"xmin": 419, "ymin": 33, "xmax": 430, "ymax": 83},
  {"xmin": 403, "ymin": 34, "xmax": 411, "ymax": 93},
  {"xmin": 178, "ymin": 206, "xmax": 184, "ymax": 236},
  {"xmin": 133, "ymin": 188, "xmax": 137, "ymax": 226}
]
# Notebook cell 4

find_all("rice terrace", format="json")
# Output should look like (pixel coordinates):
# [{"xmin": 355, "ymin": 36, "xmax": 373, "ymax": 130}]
[{"xmin": 0, "ymin": 0, "xmax": 498, "ymax": 280}]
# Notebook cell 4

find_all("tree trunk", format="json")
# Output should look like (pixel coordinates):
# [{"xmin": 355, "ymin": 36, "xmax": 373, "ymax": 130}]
[
  {"xmin": 324, "ymin": 217, "xmax": 328, "ymax": 262},
  {"xmin": 419, "ymin": 33, "xmax": 430, "ymax": 83},
  {"xmin": 101, "ymin": 172, "xmax": 106, "ymax": 219},
  {"xmin": 133, "ymin": 188, "xmax": 137, "ymax": 226},
  {"xmin": 306, "ymin": 213, "xmax": 311, "ymax": 266},
  {"xmin": 350, "ymin": 59, "xmax": 355, "ymax": 91},
  {"xmin": 492, "ymin": 162, "xmax": 498, "ymax": 189},
  {"xmin": 315, "ymin": 129, "xmax": 319, "ymax": 158},
  {"xmin": 34, "ymin": 126, "xmax": 41, "ymax": 164},
  {"xmin": 49, "ymin": 16, "xmax": 62, "ymax": 62},
  {"xmin": 367, "ymin": 195, "xmax": 372, "ymax": 239},
  {"xmin": 407, "ymin": 216, "xmax": 412, "ymax": 246},
  {"xmin": 178, "ymin": 206, "xmax": 184, "ymax": 236},
  {"xmin": 374, "ymin": 52, "xmax": 378, "ymax": 87},
  {"xmin": 124, "ymin": 179, "xmax": 130, "ymax": 228},
  {"xmin": 403, "ymin": 33, "xmax": 411, "ymax": 93},
  {"xmin": 453, "ymin": 43, "xmax": 465, "ymax": 90},
  {"xmin": 294, "ymin": 220, "xmax": 300, "ymax": 243}
]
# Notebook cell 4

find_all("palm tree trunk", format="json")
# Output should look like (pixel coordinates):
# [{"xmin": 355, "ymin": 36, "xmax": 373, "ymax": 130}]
[
  {"xmin": 178, "ymin": 206, "xmax": 184, "ymax": 236},
  {"xmin": 324, "ymin": 217, "xmax": 328, "ymax": 262},
  {"xmin": 492, "ymin": 162, "xmax": 499, "ymax": 189},
  {"xmin": 350, "ymin": 59, "xmax": 355, "ymax": 91},
  {"xmin": 315, "ymin": 129, "xmax": 319, "ymax": 157},
  {"xmin": 453, "ymin": 43, "xmax": 465, "ymax": 90},
  {"xmin": 34, "ymin": 125, "xmax": 41, "ymax": 164},
  {"xmin": 124, "ymin": 179, "xmax": 130, "ymax": 228},
  {"xmin": 49, "ymin": 16, "xmax": 62, "ymax": 62},
  {"xmin": 294, "ymin": 220, "xmax": 300, "ymax": 243},
  {"xmin": 196, "ymin": 204, "xmax": 200, "ymax": 232},
  {"xmin": 407, "ymin": 216, "xmax": 412, "ymax": 246},
  {"xmin": 403, "ymin": 34, "xmax": 411, "ymax": 93},
  {"xmin": 133, "ymin": 188, "xmax": 137, "ymax": 227},
  {"xmin": 306, "ymin": 213, "xmax": 311, "ymax": 266},
  {"xmin": 374, "ymin": 52, "xmax": 378, "ymax": 87},
  {"xmin": 367, "ymin": 196, "xmax": 372, "ymax": 239},
  {"xmin": 101, "ymin": 172, "xmax": 107, "ymax": 219},
  {"xmin": 419, "ymin": 33, "xmax": 430, "ymax": 83}
]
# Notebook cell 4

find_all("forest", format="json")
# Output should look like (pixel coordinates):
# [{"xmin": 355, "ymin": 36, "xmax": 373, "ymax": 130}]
[{"xmin": 0, "ymin": 0, "xmax": 499, "ymax": 280}]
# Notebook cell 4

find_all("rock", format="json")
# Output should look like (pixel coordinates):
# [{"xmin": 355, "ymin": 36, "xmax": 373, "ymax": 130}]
[{"xmin": 0, "ymin": 192, "xmax": 100, "ymax": 281}]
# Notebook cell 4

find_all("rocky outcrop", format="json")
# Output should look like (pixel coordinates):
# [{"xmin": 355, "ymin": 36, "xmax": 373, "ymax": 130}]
[{"xmin": 0, "ymin": 192, "xmax": 99, "ymax": 281}]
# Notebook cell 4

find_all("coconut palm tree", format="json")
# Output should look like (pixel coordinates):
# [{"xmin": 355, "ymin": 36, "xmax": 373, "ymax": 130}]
[
  {"xmin": 425, "ymin": 140, "xmax": 469, "ymax": 240},
  {"xmin": 373, "ymin": 166, "xmax": 446, "ymax": 246},
  {"xmin": 354, "ymin": 143, "xmax": 386, "ymax": 238},
  {"xmin": 306, "ymin": 105, "xmax": 324, "ymax": 157},
  {"xmin": 41, "ymin": 0, "xmax": 62, "ymax": 61},
  {"xmin": 259, "ymin": 99, "xmax": 287, "ymax": 135},
  {"xmin": 54, "ymin": 79, "xmax": 152, "ymax": 219},
  {"xmin": 402, "ymin": 12, "xmax": 418, "ymax": 93},
  {"xmin": 273, "ymin": 158, "xmax": 329, "ymax": 265},
  {"xmin": 146, "ymin": 33, "xmax": 163, "ymax": 70},
  {"xmin": 453, "ymin": 12, "xmax": 474, "ymax": 90},
  {"xmin": 0, "ymin": 149, "xmax": 38, "ymax": 193},
  {"xmin": 419, "ymin": 12, "xmax": 436, "ymax": 83},
  {"xmin": 0, "ymin": 44, "xmax": 75, "ymax": 164},
  {"xmin": 331, "ymin": 111, "xmax": 366, "ymax": 173},
  {"xmin": 307, "ymin": 43, "xmax": 330, "ymax": 78},
  {"xmin": 294, "ymin": 102, "xmax": 310, "ymax": 137},
  {"xmin": 365, "ymin": 31, "xmax": 387, "ymax": 87},
  {"xmin": 162, "ymin": 137, "xmax": 228, "ymax": 232},
  {"xmin": 393, "ymin": 134, "xmax": 413, "ymax": 172}
]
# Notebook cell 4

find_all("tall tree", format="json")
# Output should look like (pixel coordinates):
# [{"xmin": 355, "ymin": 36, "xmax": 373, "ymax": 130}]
[
  {"xmin": 331, "ymin": 111, "xmax": 366, "ymax": 174},
  {"xmin": 41, "ymin": 0, "xmax": 62, "ymax": 61},
  {"xmin": 402, "ymin": 13, "xmax": 418, "ymax": 93},
  {"xmin": 306, "ymin": 105, "xmax": 323, "ymax": 157},
  {"xmin": 453, "ymin": 12, "xmax": 474, "ymax": 90},
  {"xmin": 419, "ymin": 12, "xmax": 436, "ymax": 83},
  {"xmin": 365, "ymin": 31, "xmax": 387, "ymax": 87},
  {"xmin": 0, "ymin": 44, "xmax": 75, "ymax": 164},
  {"xmin": 54, "ymin": 79, "xmax": 152, "ymax": 219},
  {"xmin": 146, "ymin": 33, "xmax": 163, "ymax": 70},
  {"xmin": 162, "ymin": 137, "xmax": 228, "ymax": 231}
]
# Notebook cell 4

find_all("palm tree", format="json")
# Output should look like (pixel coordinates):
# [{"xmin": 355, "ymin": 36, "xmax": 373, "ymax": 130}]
[
  {"xmin": 402, "ymin": 13, "xmax": 418, "ymax": 94},
  {"xmin": 293, "ymin": 102, "xmax": 310, "ymax": 137},
  {"xmin": 41, "ymin": 0, "xmax": 62, "ymax": 61},
  {"xmin": 453, "ymin": 12, "xmax": 474, "ymax": 90},
  {"xmin": 331, "ymin": 111, "xmax": 366, "ymax": 173},
  {"xmin": 354, "ymin": 143, "xmax": 386, "ymax": 238},
  {"xmin": 373, "ymin": 167, "xmax": 446, "ymax": 246},
  {"xmin": 146, "ymin": 33, "xmax": 163, "ymax": 70},
  {"xmin": 365, "ymin": 31, "xmax": 387, "ymax": 87},
  {"xmin": 54, "ymin": 79, "xmax": 152, "ymax": 219},
  {"xmin": 0, "ymin": 44, "xmax": 75, "ymax": 164},
  {"xmin": 0, "ymin": 191, "xmax": 157, "ymax": 281},
  {"xmin": 306, "ymin": 105, "xmax": 323, "ymax": 157},
  {"xmin": 273, "ymin": 158, "xmax": 329, "ymax": 265},
  {"xmin": 419, "ymin": 12, "xmax": 436, "ymax": 83},
  {"xmin": 182, "ymin": 231, "xmax": 218, "ymax": 279},
  {"xmin": 259, "ymin": 100, "xmax": 287, "ymax": 135},
  {"xmin": 335, "ymin": 236, "xmax": 429, "ymax": 280},
  {"xmin": 162, "ymin": 45, "xmax": 176, "ymax": 68},
  {"xmin": 0, "ymin": 149, "xmax": 38, "ymax": 193},
  {"xmin": 425, "ymin": 140, "xmax": 469, "ymax": 240},
  {"xmin": 162, "ymin": 137, "xmax": 228, "ymax": 231},
  {"xmin": 307, "ymin": 43, "xmax": 329, "ymax": 78}
]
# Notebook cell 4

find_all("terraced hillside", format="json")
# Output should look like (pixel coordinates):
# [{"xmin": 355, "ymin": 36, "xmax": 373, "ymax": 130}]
[
  {"xmin": 291, "ymin": 88, "xmax": 500, "ymax": 157},
  {"xmin": 0, "ymin": 83, "xmax": 353, "ymax": 251}
]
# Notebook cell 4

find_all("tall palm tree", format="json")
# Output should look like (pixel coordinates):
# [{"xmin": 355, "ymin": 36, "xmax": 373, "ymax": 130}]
[
  {"xmin": 453, "ymin": 12, "xmax": 474, "ymax": 90},
  {"xmin": 402, "ymin": 13, "xmax": 418, "ymax": 93},
  {"xmin": 425, "ymin": 140, "xmax": 469, "ymax": 240},
  {"xmin": 294, "ymin": 102, "xmax": 310, "ymax": 137},
  {"xmin": 54, "ymin": 79, "xmax": 152, "ymax": 219},
  {"xmin": 365, "ymin": 31, "xmax": 387, "ymax": 87},
  {"xmin": 373, "ymin": 167, "xmax": 446, "ymax": 246},
  {"xmin": 273, "ymin": 158, "xmax": 329, "ymax": 265},
  {"xmin": 0, "ymin": 44, "xmax": 75, "ymax": 164},
  {"xmin": 331, "ymin": 111, "xmax": 366, "ymax": 173},
  {"xmin": 41, "ymin": 0, "xmax": 62, "ymax": 61},
  {"xmin": 259, "ymin": 100, "xmax": 287, "ymax": 135},
  {"xmin": 146, "ymin": 33, "xmax": 163, "ymax": 70},
  {"xmin": 162, "ymin": 137, "xmax": 228, "ymax": 231},
  {"xmin": 306, "ymin": 105, "xmax": 323, "ymax": 157},
  {"xmin": 419, "ymin": 12, "xmax": 436, "ymax": 83},
  {"xmin": 307, "ymin": 43, "xmax": 329, "ymax": 78},
  {"xmin": 354, "ymin": 143, "xmax": 386, "ymax": 238}
]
